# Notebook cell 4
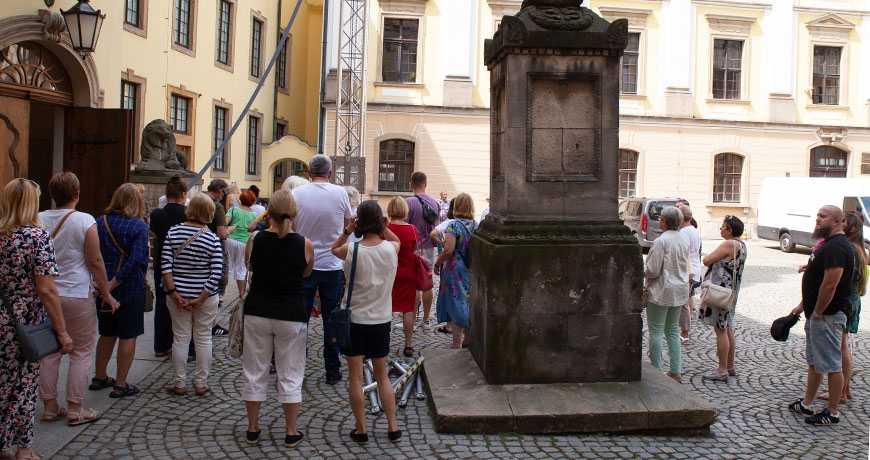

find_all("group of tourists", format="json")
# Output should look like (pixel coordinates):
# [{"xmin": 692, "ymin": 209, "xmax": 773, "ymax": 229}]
[
  {"xmin": 643, "ymin": 202, "xmax": 864, "ymax": 426},
  {"xmin": 0, "ymin": 156, "xmax": 479, "ymax": 456}
]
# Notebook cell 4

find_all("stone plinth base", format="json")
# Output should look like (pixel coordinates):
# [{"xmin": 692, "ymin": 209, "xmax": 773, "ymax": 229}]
[
  {"xmin": 470, "ymin": 220, "xmax": 643, "ymax": 384},
  {"xmin": 131, "ymin": 170, "xmax": 201, "ymax": 212},
  {"xmin": 422, "ymin": 348, "xmax": 717, "ymax": 434}
]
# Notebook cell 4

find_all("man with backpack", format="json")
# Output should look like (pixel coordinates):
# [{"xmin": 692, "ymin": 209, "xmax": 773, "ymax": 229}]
[{"xmin": 405, "ymin": 172, "xmax": 440, "ymax": 330}]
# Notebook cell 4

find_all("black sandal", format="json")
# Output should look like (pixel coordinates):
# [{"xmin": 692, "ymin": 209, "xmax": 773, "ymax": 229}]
[
  {"xmin": 88, "ymin": 376, "xmax": 115, "ymax": 391},
  {"xmin": 435, "ymin": 325, "xmax": 452, "ymax": 335},
  {"xmin": 109, "ymin": 384, "xmax": 140, "ymax": 398},
  {"xmin": 403, "ymin": 347, "xmax": 414, "ymax": 357}
]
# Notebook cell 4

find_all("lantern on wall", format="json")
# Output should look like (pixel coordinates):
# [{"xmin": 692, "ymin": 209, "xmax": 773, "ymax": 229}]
[{"xmin": 60, "ymin": 0, "xmax": 105, "ymax": 58}]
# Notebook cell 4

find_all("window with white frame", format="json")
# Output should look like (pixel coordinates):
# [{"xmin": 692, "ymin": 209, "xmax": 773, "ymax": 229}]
[
  {"xmin": 378, "ymin": 139, "xmax": 414, "ymax": 192},
  {"xmin": 809, "ymin": 146, "xmax": 847, "ymax": 177},
  {"xmin": 382, "ymin": 19, "xmax": 418, "ymax": 83},
  {"xmin": 599, "ymin": 7, "xmax": 651, "ymax": 96},
  {"xmin": 618, "ymin": 149, "xmax": 638, "ymax": 198},
  {"xmin": 812, "ymin": 46, "xmax": 841, "ymax": 105},
  {"xmin": 705, "ymin": 15, "xmax": 754, "ymax": 101},
  {"xmin": 713, "ymin": 39, "xmax": 742, "ymax": 100},
  {"xmin": 713, "ymin": 153, "xmax": 743, "ymax": 203}
]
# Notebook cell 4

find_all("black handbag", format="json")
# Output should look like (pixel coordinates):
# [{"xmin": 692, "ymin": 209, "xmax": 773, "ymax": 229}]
[
  {"xmin": 1, "ymin": 285, "xmax": 60, "ymax": 362},
  {"xmin": 328, "ymin": 242, "xmax": 358, "ymax": 351}
]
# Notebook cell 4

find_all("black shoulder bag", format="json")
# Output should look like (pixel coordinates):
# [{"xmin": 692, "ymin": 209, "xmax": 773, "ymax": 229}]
[
  {"xmin": 1, "ymin": 285, "xmax": 60, "ymax": 362},
  {"xmin": 328, "ymin": 242, "xmax": 358, "ymax": 351},
  {"xmin": 415, "ymin": 195, "xmax": 438, "ymax": 226}
]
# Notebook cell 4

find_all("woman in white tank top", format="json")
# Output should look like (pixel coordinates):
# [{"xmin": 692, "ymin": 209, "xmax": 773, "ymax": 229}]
[{"xmin": 331, "ymin": 200, "xmax": 403, "ymax": 444}]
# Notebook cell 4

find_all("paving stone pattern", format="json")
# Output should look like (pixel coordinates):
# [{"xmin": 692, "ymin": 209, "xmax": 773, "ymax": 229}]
[{"xmin": 50, "ymin": 241, "xmax": 869, "ymax": 459}]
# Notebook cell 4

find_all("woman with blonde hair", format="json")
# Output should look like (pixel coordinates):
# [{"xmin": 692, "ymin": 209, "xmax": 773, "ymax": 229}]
[
  {"xmin": 433, "ymin": 193, "xmax": 478, "ymax": 349},
  {"xmin": 161, "ymin": 194, "xmax": 223, "ymax": 396},
  {"xmin": 38, "ymin": 172, "xmax": 118, "ymax": 427},
  {"xmin": 242, "ymin": 190, "xmax": 313, "ymax": 447},
  {"xmin": 92, "ymin": 183, "xmax": 150, "ymax": 398},
  {"xmin": 0, "ymin": 178, "xmax": 73, "ymax": 460},
  {"xmin": 387, "ymin": 196, "xmax": 418, "ymax": 356}
]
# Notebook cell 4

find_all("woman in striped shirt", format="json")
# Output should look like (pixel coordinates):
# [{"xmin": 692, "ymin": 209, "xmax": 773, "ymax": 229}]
[{"xmin": 161, "ymin": 194, "xmax": 224, "ymax": 396}]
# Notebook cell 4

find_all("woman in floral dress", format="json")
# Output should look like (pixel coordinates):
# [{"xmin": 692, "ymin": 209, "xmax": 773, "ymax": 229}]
[
  {"xmin": 434, "ymin": 193, "xmax": 477, "ymax": 349},
  {"xmin": 0, "ymin": 178, "xmax": 73, "ymax": 460}
]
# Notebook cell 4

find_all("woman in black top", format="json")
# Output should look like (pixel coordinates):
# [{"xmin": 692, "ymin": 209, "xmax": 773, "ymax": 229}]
[{"xmin": 241, "ymin": 190, "xmax": 313, "ymax": 448}]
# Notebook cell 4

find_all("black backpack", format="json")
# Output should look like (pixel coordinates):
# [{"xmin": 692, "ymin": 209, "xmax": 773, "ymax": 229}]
[{"xmin": 415, "ymin": 195, "xmax": 438, "ymax": 225}]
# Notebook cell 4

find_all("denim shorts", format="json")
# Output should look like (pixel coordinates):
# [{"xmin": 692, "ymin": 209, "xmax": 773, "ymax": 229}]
[{"xmin": 805, "ymin": 311, "xmax": 847, "ymax": 374}]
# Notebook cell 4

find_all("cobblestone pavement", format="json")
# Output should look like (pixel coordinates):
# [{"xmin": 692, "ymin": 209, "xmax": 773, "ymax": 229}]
[{"xmin": 43, "ymin": 241, "xmax": 870, "ymax": 459}]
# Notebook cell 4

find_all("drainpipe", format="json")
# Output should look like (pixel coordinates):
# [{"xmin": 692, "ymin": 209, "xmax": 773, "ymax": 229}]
[
  {"xmin": 317, "ymin": 0, "xmax": 329, "ymax": 155},
  {"xmin": 273, "ymin": 0, "xmax": 282, "ymax": 141}
]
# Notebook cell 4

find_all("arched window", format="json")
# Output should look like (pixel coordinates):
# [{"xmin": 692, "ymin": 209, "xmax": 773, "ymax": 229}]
[
  {"xmin": 0, "ymin": 42, "xmax": 72, "ymax": 102},
  {"xmin": 378, "ymin": 139, "xmax": 414, "ymax": 192},
  {"xmin": 810, "ymin": 146, "xmax": 847, "ymax": 177},
  {"xmin": 618, "ymin": 149, "xmax": 638, "ymax": 198},
  {"xmin": 713, "ymin": 153, "xmax": 743, "ymax": 203}
]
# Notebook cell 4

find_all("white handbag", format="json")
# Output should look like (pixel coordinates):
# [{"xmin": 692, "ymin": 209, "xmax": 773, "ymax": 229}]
[{"xmin": 699, "ymin": 241, "xmax": 741, "ymax": 312}]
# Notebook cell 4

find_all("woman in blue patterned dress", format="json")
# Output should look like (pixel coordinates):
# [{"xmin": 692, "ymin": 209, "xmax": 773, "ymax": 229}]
[
  {"xmin": 0, "ymin": 178, "xmax": 73, "ymax": 460},
  {"xmin": 433, "ymin": 193, "xmax": 477, "ymax": 349}
]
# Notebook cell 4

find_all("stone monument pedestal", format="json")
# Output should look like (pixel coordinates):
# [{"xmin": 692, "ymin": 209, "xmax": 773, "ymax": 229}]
[
  {"xmin": 131, "ymin": 170, "xmax": 201, "ymax": 212},
  {"xmin": 423, "ymin": 349, "xmax": 717, "ymax": 434}
]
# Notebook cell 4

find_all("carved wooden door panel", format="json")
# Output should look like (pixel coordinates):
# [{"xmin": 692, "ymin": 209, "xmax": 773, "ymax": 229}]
[
  {"xmin": 0, "ymin": 95, "xmax": 30, "ymax": 185},
  {"xmin": 64, "ymin": 108, "xmax": 133, "ymax": 217}
]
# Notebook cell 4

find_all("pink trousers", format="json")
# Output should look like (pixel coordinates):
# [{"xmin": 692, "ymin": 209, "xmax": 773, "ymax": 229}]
[{"xmin": 39, "ymin": 296, "xmax": 97, "ymax": 404}]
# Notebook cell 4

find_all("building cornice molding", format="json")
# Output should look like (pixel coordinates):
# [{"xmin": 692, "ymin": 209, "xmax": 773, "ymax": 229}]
[
  {"xmin": 377, "ymin": 0, "xmax": 428, "ymax": 16},
  {"xmin": 691, "ymin": 0, "xmax": 771, "ymax": 11}
]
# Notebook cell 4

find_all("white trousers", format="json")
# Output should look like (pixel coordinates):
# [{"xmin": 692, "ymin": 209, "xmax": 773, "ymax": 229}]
[
  {"xmin": 242, "ymin": 315, "xmax": 307, "ymax": 404},
  {"xmin": 225, "ymin": 238, "xmax": 248, "ymax": 281},
  {"xmin": 167, "ymin": 295, "xmax": 219, "ymax": 388}
]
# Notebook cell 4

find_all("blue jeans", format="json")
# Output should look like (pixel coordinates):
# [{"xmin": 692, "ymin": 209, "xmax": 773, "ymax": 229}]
[{"xmin": 303, "ymin": 269, "xmax": 344, "ymax": 375}]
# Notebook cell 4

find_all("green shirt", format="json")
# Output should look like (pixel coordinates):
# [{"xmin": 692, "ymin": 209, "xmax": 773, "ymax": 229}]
[{"xmin": 226, "ymin": 207, "xmax": 258, "ymax": 243}]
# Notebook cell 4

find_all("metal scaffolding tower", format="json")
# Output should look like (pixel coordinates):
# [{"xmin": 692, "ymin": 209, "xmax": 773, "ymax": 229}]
[{"xmin": 333, "ymin": 0, "xmax": 368, "ymax": 191}]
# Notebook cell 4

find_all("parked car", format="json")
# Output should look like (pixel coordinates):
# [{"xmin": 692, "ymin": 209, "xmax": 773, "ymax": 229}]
[{"xmin": 618, "ymin": 197, "xmax": 680, "ymax": 250}]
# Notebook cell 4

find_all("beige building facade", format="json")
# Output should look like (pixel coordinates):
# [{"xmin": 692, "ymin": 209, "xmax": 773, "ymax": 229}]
[{"xmin": 318, "ymin": 0, "xmax": 870, "ymax": 238}]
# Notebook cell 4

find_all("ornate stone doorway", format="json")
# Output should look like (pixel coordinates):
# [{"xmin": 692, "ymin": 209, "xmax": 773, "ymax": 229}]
[{"xmin": 0, "ymin": 13, "xmax": 131, "ymax": 216}]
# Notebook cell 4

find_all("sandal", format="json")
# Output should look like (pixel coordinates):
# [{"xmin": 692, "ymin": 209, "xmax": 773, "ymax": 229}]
[
  {"xmin": 167, "ymin": 386, "xmax": 186, "ymax": 396},
  {"xmin": 727, "ymin": 367, "xmax": 737, "ymax": 376},
  {"xmin": 109, "ymin": 384, "xmax": 140, "ymax": 398},
  {"xmin": 40, "ymin": 406, "xmax": 68, "ymax": 423},
  {"xmin": 666, "ymin": 371, "xmax": 683, "ymax": 383},
  {"xmin": 194, "ymin": 386, "xmax": 210, "ymax": 396},
  {"xmin": 88, "ymin": 376, "xmax": 116, "ymax": 391},
  {"xmin": 67, "ymin": 408, "xmax": 101, "ymax": 426},
  {"xmin": 435, "ymin": 325, "xmax": 451, "ymax": 335},
  {"xmin": 403, "ymin": 347, "xmax": 414, "ymax": 358},
  {"xmin": 817, "ymin": 391, "xmax": 848, "ymax": 403},
  {"xmin": 701, "ymin": 370, "xmax": 728, "ymax": 382}
]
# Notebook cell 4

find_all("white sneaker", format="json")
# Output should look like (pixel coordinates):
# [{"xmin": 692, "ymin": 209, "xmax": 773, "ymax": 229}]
[
  {"xmin": 395, "ymin": 322, "xmax": 418, "ymax": 331},
  {"xmin": 420, "ymin": 319, "xmax": 433, "ymax": 330}
]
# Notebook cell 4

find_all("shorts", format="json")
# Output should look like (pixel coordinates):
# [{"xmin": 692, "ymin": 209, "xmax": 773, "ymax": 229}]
[
  {"xmin": 805, "ymin": 312, "xmax": 847, "ymax": 374},
  {"xmin": 97, "ymin": 292, "xmax": 145, "ymax": 340},
  {"xmin": 344, "ymin": 322, "xmax": 390, "ymax": 360}
]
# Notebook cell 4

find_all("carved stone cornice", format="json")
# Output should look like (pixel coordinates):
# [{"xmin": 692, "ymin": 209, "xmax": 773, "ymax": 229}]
[
  {"xmin": 705, "ymin": 14, "xmax": 755, "ymax": 37},
  {"xmin": 475, "ymin": 219, "xmax": 637, "ymax": 246},
  {"xmin": 598, "ymin": 7, "xmax": 652, "ymax": 28},
  {"xmin": 377, "ymin": 0, "xmax": 428, "ymax": 16},
  {"xmin": 38, "ymin": 9, "xmax": 66, "ymax": 43}
]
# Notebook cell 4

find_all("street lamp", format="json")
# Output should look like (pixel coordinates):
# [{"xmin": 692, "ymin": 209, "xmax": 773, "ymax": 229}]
[{"xmin": 60, "ymin": 0, "xmax": 105, "ymax": 58}]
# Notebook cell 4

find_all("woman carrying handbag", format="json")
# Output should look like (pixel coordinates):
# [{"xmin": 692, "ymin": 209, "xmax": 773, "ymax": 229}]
[{"xmin": 700, "ymin": 215, "xmax": 748, "ymax": 382}]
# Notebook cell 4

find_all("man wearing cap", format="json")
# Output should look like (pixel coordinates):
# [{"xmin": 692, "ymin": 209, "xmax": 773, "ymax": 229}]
[
  {"xmin": 291, "ymin": 154, "xmax": 353, "ymax": 384},
  {"xmin": 205, "ymin": 179, "xmax": 231, "ymax": 336},
  {"xmin": 787, "ymin": 205, "xmax": 854, "ymax": 425}
]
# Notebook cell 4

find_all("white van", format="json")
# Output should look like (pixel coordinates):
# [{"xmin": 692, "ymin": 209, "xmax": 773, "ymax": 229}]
[{"xmin": 757, "ymin": 177, "xmax": 870, "ymax": 252}]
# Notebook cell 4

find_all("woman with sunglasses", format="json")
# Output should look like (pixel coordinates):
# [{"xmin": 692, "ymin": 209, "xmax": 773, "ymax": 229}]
[{"xmin": 700, "ymin": 215, "xmax": 747, "ymax": 382}]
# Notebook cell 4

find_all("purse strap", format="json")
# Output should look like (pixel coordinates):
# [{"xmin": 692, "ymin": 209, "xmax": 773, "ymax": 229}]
[
  {"xmin": 173, "ymin": 227, "xmax": 208, "ymax": 260},
  {"xmin": 343, "ymin": 242, "xmax": 359, "ymax": 310},
  {"xmin": 50, "ymin": 210, "xmax": 77, "ymax": 239},
  {"xmin": 103, "ymin": 215, "xmax": 146, "ymax": 284}
]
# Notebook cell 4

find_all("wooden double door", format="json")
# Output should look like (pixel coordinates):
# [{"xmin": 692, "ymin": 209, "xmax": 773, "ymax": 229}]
[{"xmin": 0, "ymin": 95, "xmax": 133, "ymax": 216}]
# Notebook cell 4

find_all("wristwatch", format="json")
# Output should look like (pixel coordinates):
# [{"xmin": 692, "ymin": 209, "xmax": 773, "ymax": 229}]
[
  {"xmin": 343, "ymin": 229, "xmax": 351, "ymax": 235},
  {"xmin": 166, "ymin": 287, "xmax": 177, "ymax": 294}
]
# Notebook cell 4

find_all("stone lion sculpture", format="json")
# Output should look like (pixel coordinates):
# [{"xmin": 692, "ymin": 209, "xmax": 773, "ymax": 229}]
[{"xmin": 136, "ymin": 119, "xmax": 190, "ymax": 171}]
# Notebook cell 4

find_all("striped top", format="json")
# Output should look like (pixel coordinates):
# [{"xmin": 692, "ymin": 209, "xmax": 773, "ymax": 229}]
[{"xmin": 160, "ymin": 223, "xmax": 223, "ymax": 299}]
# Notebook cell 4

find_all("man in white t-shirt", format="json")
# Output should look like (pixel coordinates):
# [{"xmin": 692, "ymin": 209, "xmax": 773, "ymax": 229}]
[
  {"xmin": 676, "ymin": 202, "xmax": 702, "ymax": 343},
  {"xmin": 292, "ymin": 154, "xmax": 354, "ymax": 385}
]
